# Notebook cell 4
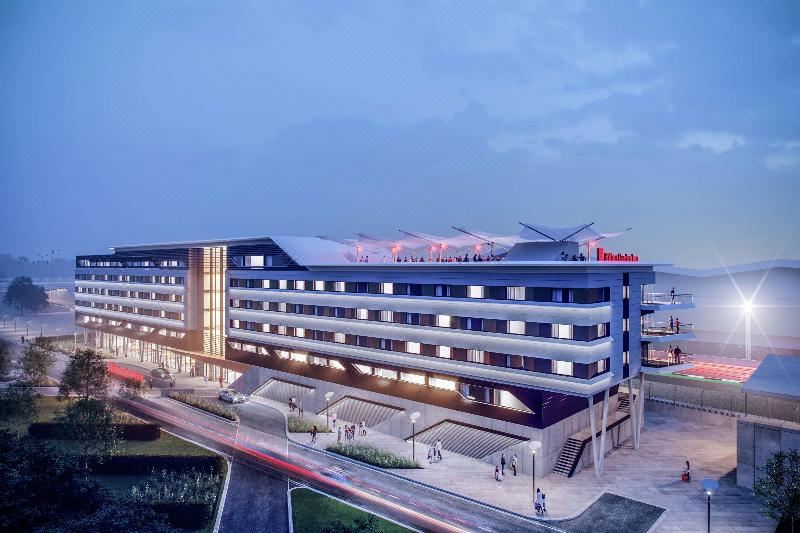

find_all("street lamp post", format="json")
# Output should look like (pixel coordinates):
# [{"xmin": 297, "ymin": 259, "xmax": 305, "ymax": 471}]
[
  {"xmin": 324, "ymin": 392, "xmax": 334, "ymax": 431},
  {"xmin": 529, "ymin": 440, "xmax": 542, "ymax": 503},
  {"xmin": 26, "ymin": 321, "xmax": 30, "ymax": 337},
  {"xmin": 409, "ymin": 412, "xmax": 420, "ymax": 463},
  {"xmin": 701, "ymin": 479, "xmax": 719, "ymax": 533},
  {"xmin": 743, "ymin": 300, "xmax": 752, "ymax": 361}
]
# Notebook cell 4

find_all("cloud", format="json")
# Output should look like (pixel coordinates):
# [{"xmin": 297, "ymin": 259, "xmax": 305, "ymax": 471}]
[
  {"xmin": 489, "ymin": 115, "xmax": 631, "ymax": 158},
  {"xmin": 675, "ymin": 130, "xmax": 746, "ymax": 154},
  {"xmin": 764, "ymin": 141, "xmax": 800, "ymax": 171}
]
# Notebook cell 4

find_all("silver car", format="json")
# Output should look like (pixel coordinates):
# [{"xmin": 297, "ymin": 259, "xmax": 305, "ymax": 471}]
[{"xmin": 218, "ymin": 388, "xmax": 247, "ymax": 404}]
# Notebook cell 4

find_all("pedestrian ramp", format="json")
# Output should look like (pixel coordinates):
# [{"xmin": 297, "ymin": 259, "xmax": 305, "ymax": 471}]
[
  {"xmin": 253, "ymin": 378, "xmax": 314, "ymax": 405},
  {"xmin": 406, "ymin": 420, "xmax": 527, "ymax": 459},
  {"xmin": 317, "ymin": 396, "xmax": 404, "ymax": 427}
]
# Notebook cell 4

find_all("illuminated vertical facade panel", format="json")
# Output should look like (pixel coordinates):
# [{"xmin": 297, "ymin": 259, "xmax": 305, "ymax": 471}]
[{"xmin": 203, "ymin": 246, "xmax": 227, "ymax": 357}]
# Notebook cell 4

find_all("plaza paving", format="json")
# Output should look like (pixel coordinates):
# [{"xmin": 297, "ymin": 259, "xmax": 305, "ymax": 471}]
[{"xmin": 283, "ymin": 400, "xmax": 774, "ymax": 532}]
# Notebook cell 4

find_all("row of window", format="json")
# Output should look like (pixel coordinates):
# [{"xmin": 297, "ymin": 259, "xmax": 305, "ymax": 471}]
[
  {"xmin": 78, "ymin": 315, "xmax": 186, "ymax": 339},
  {"xmin": 76, "ymin": 286, "xmax": 184, "ymax": 303},
  {"xmin": 75, "ymin": 274, "xmax": 185, "ymax": 284},
  {"xmin": 229, "ymin": 278, "xmax": 610, "ymax": 304},
  {"xmin": 228, "ymin": 320, "xmax": 609, "ymax": 379},
  {"xmin": 229, "ymin": 299, "xmax": 609, "ymax": 342},
  {"xmin": 77, "ymin": 259, "xmax": 185, "ymax": 268},
  {"xmin": 76, "ymin": 301, "xmax": 184, "ymax": 321}
]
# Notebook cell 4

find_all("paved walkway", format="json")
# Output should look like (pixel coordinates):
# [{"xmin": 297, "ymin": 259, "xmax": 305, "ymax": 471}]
[{"xmin": 260, "ymin": 398, "xmax": 773, "ymax": 532}]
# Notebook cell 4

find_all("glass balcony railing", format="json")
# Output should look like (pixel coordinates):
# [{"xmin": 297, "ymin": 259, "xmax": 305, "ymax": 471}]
[
  {"xmin": 641, "ymin": 291, "xmax": 693, "ymax": 306},
  {"xmin": 641, "ymin": 321, "xmax": 693, "ymax": 336}
]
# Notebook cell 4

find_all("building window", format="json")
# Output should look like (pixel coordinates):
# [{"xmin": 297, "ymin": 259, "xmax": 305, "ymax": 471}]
[
  {"xmin": 244, "ymin": 255, "xmax": 264, "ymax": 267},
  {"xmin": 353, "ymin": 364, "xmax": 372, "ymax": 375},
  {"xmin": 429, "ymin": 377, "xmax": 456, "ymax": 391},
  {"xmin": 380, "ymin": 283, "xmax": 393, "ymax": 295},
  {"xmin": 597, "ymin": 323, "xmax": 608, "ymax": 337},
  {"xmin": 329, "ymin": 360, "xmax": 345, "ymax": 370},
  {"xmin": 623, "ymin": 351, "xmax": 630, "ymax": 365},
  {"xmin": 375, "ymin": 368, "xmax": 397, "ymax": 380},
  {"xmin": 406, "ymin": 342, "xmax": 421, "ymax": 355},
  {"xmin": 380, "ymin": 310, "xmax": 393, "ymax": 322},
  {"xmin": 279, "ymin": 280, "xmax": 288, "ymax": 289},
  {"xmin": 277, "ymin": 350, "xmax": 290, "ymax": 359},
  {"xmin": 467, "ymin": 349, "xmax": 485, "ymax": 363},
  {"xmin": 622, "ymin": 285, "xmax": 630, "ymax": 299},
  {"xmin": 553, "ymin": 324, "xmax": 573, "ymax": 339},
  {"xmin": 508, "ymin": 320, "xmax": 526, "ymax": 335},
  {"xmin": 437, "ymin": 346, "xmax": 451, "ymax": 359},
  {"xmin": 334, "ymin": 282, "xmax": 345, "ymax": 292},
  {"xmin": 290, "ymin": 352, "xmax": 307, "ymax": 363},
  {"xmin": 310, "ymin": 355, "xmax": 327, "ymax": 366},
  {"xmin": 435, "ymin": 285, "xmax": 450, "ymax": 297},
  {"xmin": 356, "ymin": 308, "xmax": 368, "ymax": 320},
  {"xmin": 334, "ymin": 332, "xmax": 345, "ymax": 343},
  {"xmin": 436, "ymin": 315, "xmax": 451, "ymax": 328},
  {"xmin": 507, "ymin": 286, "xmax": 526, "ymax": 301},
  {"xmin": 400, "ymin": 372, "xmax": 425, "ymax": 385},
  {"xmin": 597, "ymin": 358, "xmax": 607, "ymax": 373},
  {"xmin": 623, "ymin": 318, "xmax": 630, "ymax": 332},
  {"xmin": 314, "ymin": 280, "xmax": 325, "ymax": 291},
  {"xmin": 551, "ymin": 289, "xmax": 574, "ymax": 303},
  {"xmin": 277, "ymin": 325, "xmax": 286, "ymax": 335},
  {"xmin": 295, "ymin": 280, "xmax": 306, "ymax": 291},
  {"xmin": 295, "ymin": 327, "xmax": 305, "ymax": 338},
  {"xmin": 467, "ymin": 285, "xmax": 484, "ymax": 299},
  {"xmin": 552, "ymin": 360, "xmax": 573, "ymax": 376}
]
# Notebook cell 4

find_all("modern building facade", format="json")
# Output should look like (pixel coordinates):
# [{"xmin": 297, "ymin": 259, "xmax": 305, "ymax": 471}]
[{"xmin": 75, "ymin": 229, "xmax": 692, "ymax": 477}]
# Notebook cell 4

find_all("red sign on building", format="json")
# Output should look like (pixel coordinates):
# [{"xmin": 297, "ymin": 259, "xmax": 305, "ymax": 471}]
[{"xmin": 596, "ymin": 247, "xmax": 639, "ymax": 262}]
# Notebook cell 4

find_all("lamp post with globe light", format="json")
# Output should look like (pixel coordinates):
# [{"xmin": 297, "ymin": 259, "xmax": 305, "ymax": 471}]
[
  {"xmin": 742, "ymin": 300, "xmax": 753, "ymax": 360},
  {"xmin": 529, "ymin": 440, "xmax": 542, "ymax": 502},
  {"xmin": 701, "ymin": 478, "xmax": 719, "ymax": 533},
  {"xmin": 325, "ymin": 391, "xmax": 334, "ymax": 430},
  {"xmin": 409, "ymin": 412, "xmax": 420, "ymax": 462}
]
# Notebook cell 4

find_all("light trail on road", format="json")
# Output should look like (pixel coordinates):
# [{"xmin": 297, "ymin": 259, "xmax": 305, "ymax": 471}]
[{"xmin": 118, "ymin": 397, "xmax": 476, "ymax": 533}]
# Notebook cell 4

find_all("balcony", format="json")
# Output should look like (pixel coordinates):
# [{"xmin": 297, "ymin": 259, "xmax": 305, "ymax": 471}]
[
  {"xmin": 641, "ymin": 290, "xmax": 695, "ymax": 311},
  {"xmin": 640, "ymin": 348, "xmax": 694, "ymax": 375},
  {"xmin": 641, "ymin": 321, "xmax": 695, "ymax": 342}
]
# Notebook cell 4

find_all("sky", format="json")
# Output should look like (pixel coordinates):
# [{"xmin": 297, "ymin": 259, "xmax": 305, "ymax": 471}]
[{"xmin": 1, "ymin": 0, "xmax": 799, "ymax": 268}]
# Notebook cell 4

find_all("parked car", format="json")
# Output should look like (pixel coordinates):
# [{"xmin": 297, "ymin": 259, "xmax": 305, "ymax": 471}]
[
  {"xmin": 151, "ymin": 368, "xmax": 172, "ymax": 380},
  {"xmin": 218, "ymin": 388, "xmax": 247, "ymax": 404}
]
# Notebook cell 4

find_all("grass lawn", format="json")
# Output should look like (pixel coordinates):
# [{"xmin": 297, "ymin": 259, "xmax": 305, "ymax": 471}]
[{"xmin": 291, "ymin": 488, "xmax": 410, "ymax": 533}]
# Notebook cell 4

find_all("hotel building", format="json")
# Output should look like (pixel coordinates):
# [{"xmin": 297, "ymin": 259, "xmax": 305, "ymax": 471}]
[{"xmin": 75, "ymin": 226, "xmax": 694, "ymax": 478}]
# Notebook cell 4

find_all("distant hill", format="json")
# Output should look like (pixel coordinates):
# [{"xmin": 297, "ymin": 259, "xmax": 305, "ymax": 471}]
[{"xmin": 0, "ymin": 254, "xmax": 74, "ymax": 280}]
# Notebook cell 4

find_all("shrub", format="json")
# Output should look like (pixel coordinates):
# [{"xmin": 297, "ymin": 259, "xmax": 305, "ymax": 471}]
[
  {"xmin": 326, "ymin": 442, "xmax": 421, "ymax": 469},
  {"xmin": 167, "ymin": 392, "xmax": 238, "ymax": 422},
  {"xmin": 288, "ymin": 415, "xmax": 332, "ymax": 433},
  {"xmin": 132, "ymin": 468, "xmax": 221, "ymax": 529},
  {"xmin": 90, "ymin": 454, "xmax": 225, "ymax": 475},
  {"xmin": 29, "ymin": 410, "xmax": 160, "ymax": 440}
]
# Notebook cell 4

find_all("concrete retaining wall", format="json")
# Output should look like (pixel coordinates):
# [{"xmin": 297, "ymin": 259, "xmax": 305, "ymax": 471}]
[
  {"xmin": 737, "ymin": 417, "xmax": 800, "ymax": 490},
  {"xmin": 646, "ymin": 398, "xmax": 739, "ymax": 429}
]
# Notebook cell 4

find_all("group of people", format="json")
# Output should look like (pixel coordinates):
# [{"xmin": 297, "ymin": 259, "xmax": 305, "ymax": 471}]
[
  {"xmin": 558, "ymin": 251, "xmax": 587, "ymax": 261},
  {"xmin": 288, "ymin": 397, "xmax": 304, "ymax": 417},
  {"xmin": 495, "ymin": 453, "xmax": 520, "ymax": 480},
  {"xmin": 669, "ymin": 315, "xmax": 682, "ymax": 334},
  {"xmin": 427, "ymin": 439, "xmax": 444, "ymax": 463},
  {"xmin": 666, "ymin": 344, "xmax": 683, "ymax": 364},
  {"xmin": 338, "ymin": 420, "xmax": 368, "ymax": 441}
]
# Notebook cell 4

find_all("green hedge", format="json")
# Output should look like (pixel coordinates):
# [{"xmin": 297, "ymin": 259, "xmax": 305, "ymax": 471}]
[
  {"xmin": 153, "ymin": 502, "xmax": 211, "ymax": 530},
  {"xmin": 90, "ymin": 454, "xmax": 225, "ymax": 475},
  {"xmin": 288, "ymin": 415, "xmax": 332, "ymax": 433},
  {"xmin": 326, "ymin": 442, "xmax": 421, "ymax": 469},
  {"xmin": 28, "ymin": 421, "xmax": 160, "ymax": 440},
  {"xmin": 167, "ymin": 392, "xmax": 238, "ymax": 422}
]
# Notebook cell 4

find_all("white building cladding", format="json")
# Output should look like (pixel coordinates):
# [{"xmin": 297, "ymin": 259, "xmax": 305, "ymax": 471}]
[{"xmin": 75, "ymin": 226, "xmax": 673, "ymax": 478}]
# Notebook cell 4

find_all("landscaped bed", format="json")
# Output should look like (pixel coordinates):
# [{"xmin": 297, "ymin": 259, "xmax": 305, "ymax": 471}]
[
  {"xmin": 288, "ymin": 415, "xmax": 332, "ymax": 433},
  {"xmin": 167, "ymin": 391, "xmax": 238, "ymax": 422},
  {"xmin": 291, "ymin": 487, "xmax": 410, "ymax": 533},
  {"xmin": 326, "ymin": 442, "xmax": 421, "ymax": 469}
]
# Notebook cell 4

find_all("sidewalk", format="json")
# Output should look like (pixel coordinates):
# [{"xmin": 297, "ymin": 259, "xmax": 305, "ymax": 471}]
[{"xmin": 253, "ymin": 396, "xmax": 772, "ymax": 531}]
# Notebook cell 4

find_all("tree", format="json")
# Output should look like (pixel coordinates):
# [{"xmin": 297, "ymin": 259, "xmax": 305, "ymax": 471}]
[
  {"xmin": 0, "ymin": 381, "xmax": 40, "ymax": 436},
  {"xmin": 21, "ymin": 336, "xmax": 56, "ymax": 385},
  {"xmin": 2, "ymin": 276, "xmax": 48, "ymax": 315},
  {"xmin": 58, "ymin": 398, "xmax": 121, "ymax": 477},
  {"xmin": 120, "ymin": 377, "xmax": 143, "ymax": 399},
  {"xmin": 0, "ymin": 338, "xmax": 11, "ymax": 378},
  {"xmin": 58, "ymin": 348, "xmax": 111, "ymax": 401},
  {"xmin": 755, "ymin": 449, "xmax": 800, "ymax": 532}
]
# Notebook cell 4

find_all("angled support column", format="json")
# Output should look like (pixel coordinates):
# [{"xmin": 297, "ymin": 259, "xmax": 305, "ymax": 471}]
[
  {"xmin": 638, "ymin": 371, "xmax": 646, "ymax": 433},
  {"xmin": 598, "ymin": 387, "xmax": 610, "ymax": 475},
  {"xmin": 628, "ymin": 376, "xmax": 640, "ymax": 449},
  {"xmin": 588, "ymin": 395, "xmax": 601, "ymax": 478}
]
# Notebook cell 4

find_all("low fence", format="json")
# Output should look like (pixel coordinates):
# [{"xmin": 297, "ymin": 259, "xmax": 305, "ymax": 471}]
[{"xmin": 632, "ymin": 378, "xmax": 800, "ymax": 424}]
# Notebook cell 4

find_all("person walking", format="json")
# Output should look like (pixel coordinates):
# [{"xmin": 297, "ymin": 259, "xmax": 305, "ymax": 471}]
[
  {"xmin": 332, "ymin": 412, "xmax": 337, "ymax": 428},
  {"xmin": 311, "ymin": 425, "xmax": 318, "ymax": 444},
  {"xmin": 667, "ymin": 344, "xmax": 674, "ymax": 364},
  {"xmin": 337, "ymin": 425, "xmax": 342, "ymax": 443},
  {"xmin": 669, "ymin": 315, "xmax": 674, "ymax": 332},
  {"xmin": 541, "ymin": 492, "xmax": 547, "ymax": 514},
  {"xmin": 500, "ymin": 453, "xmax": 507, "ymax": 476},
  {"xmin": 360, "ymin": 419, "xmax": 366, "ymax": 436},
  {"xmin": 494, "ymin": 465, "xmax": 501, "ymax": 482},
  {"xmin": 298, "ymin": 403, "xmax": 304, "ymax": 417},
  {"xmin": 511, "ymin": 454, "xmax": 518, "ymax": 476},
  {"xmin": 675, "ymin": 317, "xmax": 680, "ymax": 334},
  {"xmin": 535, "ymin": 488, "xmax": 542, "ymax": 514},
  {"xmin": 435, "ymin": 439, "xmax": 443, "ymax": 461},
  {"xmin": 427, "ymin": 446, "xmax": 434, "ymax": 464},
  {"xmin": 218, "ymin": 374, "xmax": 224, "ymax": 388},
  {"xmin": 670, "ymin": 287, "xmax": 676, "ymax": 304}
]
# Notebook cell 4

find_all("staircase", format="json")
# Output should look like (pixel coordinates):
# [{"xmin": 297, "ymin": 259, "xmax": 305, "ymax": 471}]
[
  {"xmin": 618, "ymin": 394, "xmax": 631, "ymax": 414},
  {"xmin": 552, "ymin": 437, "xmax": 585, "ymax": 477}
]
